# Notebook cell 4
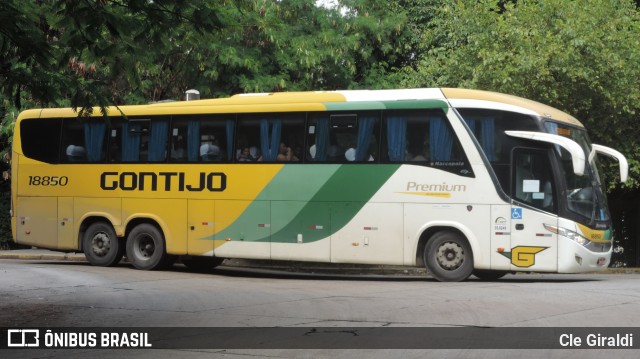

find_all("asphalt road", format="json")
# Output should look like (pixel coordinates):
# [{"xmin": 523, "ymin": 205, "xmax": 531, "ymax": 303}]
[{"xmin": 1, "ymin": 259, "xmax": 639, "ymax": 358}]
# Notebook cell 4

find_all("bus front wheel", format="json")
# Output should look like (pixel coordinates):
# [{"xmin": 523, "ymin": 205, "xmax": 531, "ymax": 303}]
[
  {"xmin": 83, "ymin": 222, "xmax": 124, "ymax": 267},
  {"xmin": 126, "ymin": 223, "xmax": 168, "ymax": 270},
  {"xmin": 424, "ymin": 231, "xmax": 473, "ymax": 282}
]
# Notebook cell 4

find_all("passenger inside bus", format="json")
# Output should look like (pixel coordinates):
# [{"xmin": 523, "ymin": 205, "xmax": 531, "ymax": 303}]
[
  {"xmin": 277, "ymin": 142, "xmax": 298, "ymax": 161},
  {"xmin": 66, "ymin": 144, "xmax": 86, "ymax": 162},
  {"xmin": 200, "ymin": 135, "xmax": 221, "ymax": 161}
]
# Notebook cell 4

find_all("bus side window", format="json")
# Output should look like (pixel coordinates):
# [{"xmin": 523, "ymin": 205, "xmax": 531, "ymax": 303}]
[
  {"xmin": 20, "ymin": 118, "xmax": 62, "ymax": 164},
  {"xmin": 61, "ymin": 118, "xmax": 108, "ymax": 163},
  {"xmin": 307, "ymin": 112, "xmax": 379, "ymax": 163},
  {"xmin": 381, "ymin": 109, "xmax": 473, "ymax": 177},
  {"xmin": 383, "ymin": 110, "xmax": 429, "ymax": 162},
  {"xmin": 170, "ymin": 116, "xmax": 235, "ymax": 163},
  {"xmin": 238, "ymin": 113, "xmax": 304, "ymax": 162}
]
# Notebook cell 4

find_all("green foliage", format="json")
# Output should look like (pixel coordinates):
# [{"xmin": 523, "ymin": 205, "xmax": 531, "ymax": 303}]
[
  {"xmin": 0, "ymin": 0, "xmax": 224, "ymax": 113},
  {"xmin": 405, "ymin": 0, "xmax": 640, "ymax": 189},
  {"xmin": 180, "ymin": 0, "xmax": 414, "ymax": 96}
]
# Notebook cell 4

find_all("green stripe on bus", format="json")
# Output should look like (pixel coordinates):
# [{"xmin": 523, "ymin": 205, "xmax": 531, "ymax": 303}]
[
  {"xmin": 210, "ymin": 164, "xmax": 400, "ymax": 244},
  {"xmin": 269, "ymin": 164, "xmax": 400, "ymax": 244}
]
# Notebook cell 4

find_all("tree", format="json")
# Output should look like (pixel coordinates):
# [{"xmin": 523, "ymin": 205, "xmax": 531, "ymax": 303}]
[
  {"xmin": 0, "ymin": 0, "xmax": 223, "ymax": 113},
  {"xmin": 405, "ymin": 0, "xmax": 640, "ymax": 188},
  {"xmin": 177, "ymin": 0, "xmax": 415, "ymax": 97}
]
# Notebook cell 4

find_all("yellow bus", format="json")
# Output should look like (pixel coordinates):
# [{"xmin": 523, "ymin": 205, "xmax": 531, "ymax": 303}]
[{"xmin": 10, "ymin": 88, "xmax": 628, "ymax": 281}]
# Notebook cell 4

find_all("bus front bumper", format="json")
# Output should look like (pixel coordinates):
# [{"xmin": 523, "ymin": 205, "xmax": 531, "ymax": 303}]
[{"xmin": 557, "ymin": 236, "xmax": 613, "ymax": 273}]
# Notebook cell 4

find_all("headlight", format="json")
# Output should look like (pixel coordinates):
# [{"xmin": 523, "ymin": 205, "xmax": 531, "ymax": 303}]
[{"xmin": 543, "ymin": 224, "xmax": 591, "ymax": 246}]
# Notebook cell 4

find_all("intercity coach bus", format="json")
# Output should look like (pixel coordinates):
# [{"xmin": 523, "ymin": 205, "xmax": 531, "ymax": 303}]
[{"xmin": 9, "ymin": 88, "xmax": 628, "ymax": 281}]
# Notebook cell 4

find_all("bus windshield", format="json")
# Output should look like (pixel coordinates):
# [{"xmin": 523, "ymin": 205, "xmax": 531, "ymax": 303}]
[{"xmin": 545, "ymin": 122, "xmax": 610, "ymax": 223}]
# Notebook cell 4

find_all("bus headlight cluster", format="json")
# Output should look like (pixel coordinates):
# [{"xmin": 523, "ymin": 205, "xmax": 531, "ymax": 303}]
[{"xmin": 543, "ymin": 224, "xmax": 591, "ymax": 246}]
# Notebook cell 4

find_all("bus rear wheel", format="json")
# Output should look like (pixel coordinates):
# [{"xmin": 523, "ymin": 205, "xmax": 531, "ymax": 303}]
[
  {"xmin": 424, "ymin": 231, "xmax": 473, "ymax": 282},
  {"xmin": 126, "ymin": 223, "xmax": 168, "ymax": 270},
  {"xmin": 83, "ymin": 222, "xmax": 124, "ymax": 267}
]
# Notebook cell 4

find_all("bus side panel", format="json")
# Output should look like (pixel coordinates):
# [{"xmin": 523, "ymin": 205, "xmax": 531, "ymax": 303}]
[
  {"xmin": 488, "ymin": 204, "xmax": 512, "ymax": 271},
  {"xmin": 270, "ymin": 201, "xmax": 330, "ymax": 262},
  {"xmin": 122, "ymin": 198, "xmax": 188, "ymax": 255},
  {"xmin": 331, "ymin": 202, "xmax": 404, "ymax": 265},
  {"xmin": 213, "ymin": 200, "xmax": 271, "ymax": 259},
  {"xmin": 57, "ymin": 197, "xmax": 75, "ymax": 250},
  {"xmin": 187, "ymin": 199, "xmax": 215, "ymax": 256},
  {"xmin": 75, "ymin": 197, "xmax": 122, "ymax": 241},
  {"xmin": 16, "ymin": 196, "xmax": 58, "ymax": 249}
]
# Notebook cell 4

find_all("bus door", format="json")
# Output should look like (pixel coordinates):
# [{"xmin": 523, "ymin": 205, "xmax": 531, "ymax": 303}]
[{"xmin": 508, "ymin": 148, "xmax": 558, "ymax": 272}]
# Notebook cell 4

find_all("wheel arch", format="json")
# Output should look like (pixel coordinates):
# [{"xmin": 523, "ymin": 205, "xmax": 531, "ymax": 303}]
[
  {"xmin": 123, "ymin": 216, "xmax": 166, "ymax": 244},
  {"xmin": 78, "ymin": 215, "xmax": 119, "ymax": 252},
  {"xmin": 415, "ymin": 223, "xmax": 480, "ymax": 268}
]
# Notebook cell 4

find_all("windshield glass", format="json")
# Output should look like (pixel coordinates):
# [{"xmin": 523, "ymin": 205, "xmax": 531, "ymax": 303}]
[{"xmin": 545, "ymin": 122, "xmax": 610, "ymax": 223}]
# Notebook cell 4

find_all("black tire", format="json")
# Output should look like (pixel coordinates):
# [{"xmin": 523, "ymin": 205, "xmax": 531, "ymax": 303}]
[
  {"xmin": 424, "ymin": 231, "xmax": 473, "ymax": 282},
  {"xmin": 182, "ymin": 257, "xmax": 224, "ymax": 272},
  {"xmin": 126, "ymin": 223, "xmax": 168, "ymax": 270},
  {"xmin": 473, "ymin": 270, "xmax": 508, "ymax": 281},
  {"xmin": 82, "ymin": 222, "xmax": 124, "ymax": 267}
]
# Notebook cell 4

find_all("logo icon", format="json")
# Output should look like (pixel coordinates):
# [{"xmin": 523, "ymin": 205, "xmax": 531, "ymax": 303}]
[
  {"xmin": 7, "ymin": 329, "xmax": 40, "ymax": 347},
  {"xmin": 511, "ymin": 208, "xmax": 523, "ymax": 219},
  {"xmin": 499, "ymin": 246, "xmax": 548, "ymax": 268}
]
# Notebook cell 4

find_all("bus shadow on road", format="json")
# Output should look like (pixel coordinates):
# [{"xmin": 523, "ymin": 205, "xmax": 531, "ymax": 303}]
[{"xmin": 21, "ymin": 260, "xmax": 605, "ymax": 283}]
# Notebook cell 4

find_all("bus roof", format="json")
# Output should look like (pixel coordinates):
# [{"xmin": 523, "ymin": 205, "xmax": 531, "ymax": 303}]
[
  {"xmin": 27, "ymin": 88, "xmax": 583, "ymax": 127},
  {"xmin": 441, "ymin": 88, "xmax": 583, "ymax": 127}
]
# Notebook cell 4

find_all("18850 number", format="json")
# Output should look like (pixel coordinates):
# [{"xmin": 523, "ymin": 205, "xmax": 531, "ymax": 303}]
[{"xmin": 28, "ymin": 176, "xmax": 69, "ymax": 186}]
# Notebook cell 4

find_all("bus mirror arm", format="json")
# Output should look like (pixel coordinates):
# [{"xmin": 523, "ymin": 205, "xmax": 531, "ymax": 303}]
[
  {"xmin": 590, "ymin": 144, "xmax": 628, "ymax": 183},
  {"xmin": 505, "ymin": 131, "xmax": 585, "ymax": 176}
]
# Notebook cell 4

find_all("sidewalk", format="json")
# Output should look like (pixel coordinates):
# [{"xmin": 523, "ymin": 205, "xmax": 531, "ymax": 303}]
[{"xmin": 1, "ymin": 248, "xmax": 638, "ymax": 275}]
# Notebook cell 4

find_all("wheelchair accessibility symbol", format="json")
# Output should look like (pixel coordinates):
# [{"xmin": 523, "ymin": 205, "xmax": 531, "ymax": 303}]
[{"xmin": 511, "ymin": 208, "xmax": 523, "ymax": 219}]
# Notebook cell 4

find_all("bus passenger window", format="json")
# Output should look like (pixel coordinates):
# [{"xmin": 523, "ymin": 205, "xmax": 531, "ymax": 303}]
[
  {"xmin": 307, "ymin": 112, "xmax": 379, "ymax": 163},
  {"xmin": 21, "ymin": 118, "xmax": 62, "ymax": 164},
  {"xmin": 380, "ymin": 109, "xmax": 473, "ymax": 177},
  {"xmin": 170, "ymin": 116, "xmax": 234, "ymax": 163},
  {"xmin": 237, "ymin": 113, "xmax": 304, "ymax": 162},
  {"xmin": 61, "ymin": 118, "xmax": 107, "ymax": 163}
]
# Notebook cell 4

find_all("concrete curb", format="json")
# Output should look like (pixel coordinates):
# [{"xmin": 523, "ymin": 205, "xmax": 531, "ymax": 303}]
[
  {"xmin": 0, "ymin": 250, "xmax": 86, "ymax": 262},
  {"xmin": 1, "ymin": 249, "xmax": 638, "ymax": 275}
]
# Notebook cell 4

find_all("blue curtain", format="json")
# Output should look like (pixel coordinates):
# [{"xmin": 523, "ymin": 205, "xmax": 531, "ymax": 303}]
[
  {"xmin": 467, "ymin": 116, "xmax": 496, "ymax": 161},
  {"xmin": 430, "ymin": 116, "xmax": 453, "ymax": 161},
  {"xmin": 148, "ymin": 120, "xmax": 168, "ymax": 162},
  {"xmin": 121, "ymin": 123, "xmax": 141, "ymax": 162},
  {"xmin": 225, "ymin": 119, "xmax": 234, "ymax": 161},
  {"xmin": 260, "ymin": 119, "xmax": 282, "ymax": 161},
  {"xmin": 386, "ymin": 116, "xmax": 407, "ymax": 161},
  {"xmin": 315, "ymin": 117, "xmax": 330, "ymax": 161},
  {"xmin": 83, "ymin": 122, "xmax": 106, "ymax": 162},
  {"xmin": 465, "ymin": 119, "xmax": 477, "ymax": 133},
  {"xmin": 187, "ymin": 120, "xmax": 200, "ymax": 162},
  {"xmin": 355, "ymin": 116, "xmax": 375, "ymax": 161},
  {"xmin": 480, "ymin": 117, "xmax": 495, "ymax": 161}
]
